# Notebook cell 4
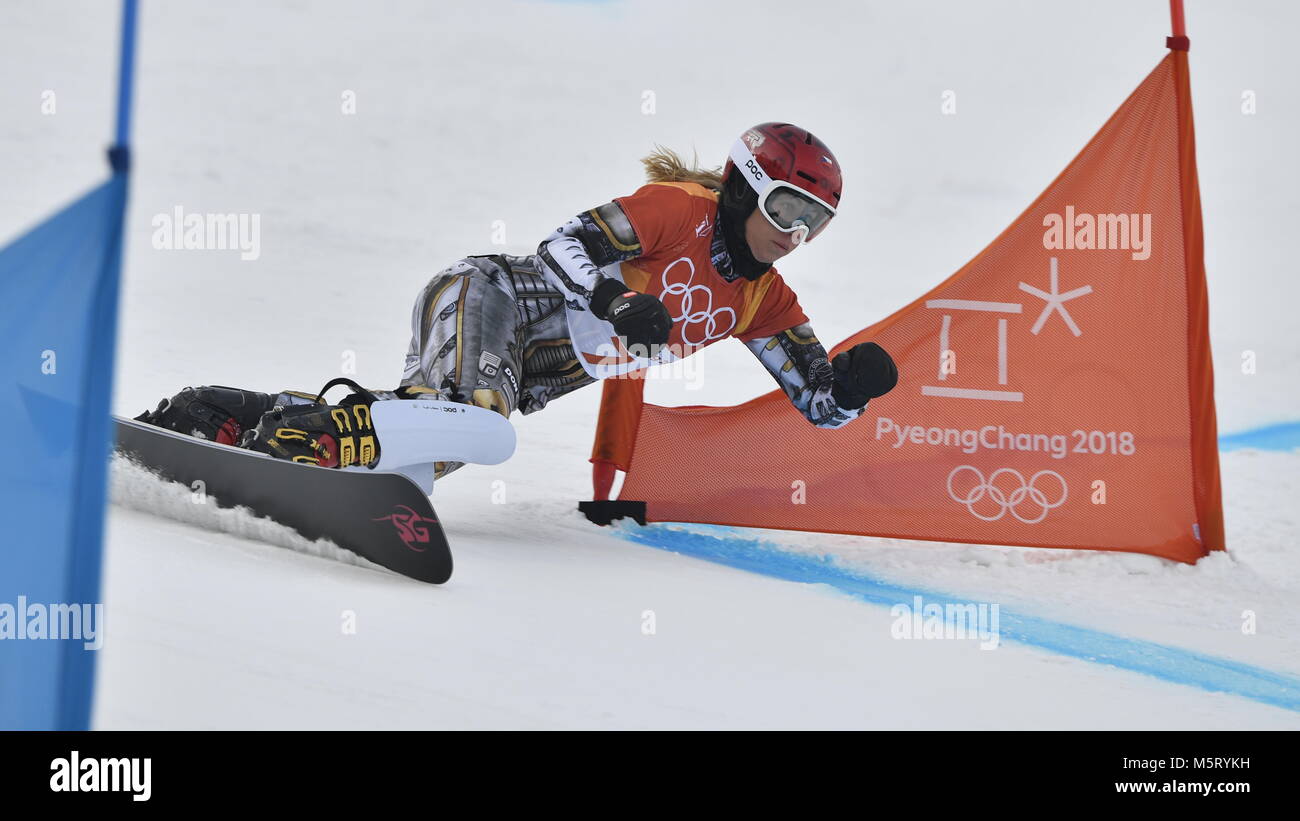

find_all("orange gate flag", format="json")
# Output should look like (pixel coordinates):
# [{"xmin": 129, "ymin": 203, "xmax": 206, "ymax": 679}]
[{"xmin": 587, "ymin": 46, "xmax": 1222, "ymax": 564}]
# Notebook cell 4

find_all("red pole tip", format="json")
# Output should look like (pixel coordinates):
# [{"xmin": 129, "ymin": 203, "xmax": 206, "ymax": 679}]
[{"xmin": 1170, "ymin": 0, "xmax": 1186, "ymax": 37}]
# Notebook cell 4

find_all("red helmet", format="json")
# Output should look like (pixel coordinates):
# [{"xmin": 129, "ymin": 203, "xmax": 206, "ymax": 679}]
[{"xmin": 722, "ymin": 122, "xmax": 842, "ymax": 243}]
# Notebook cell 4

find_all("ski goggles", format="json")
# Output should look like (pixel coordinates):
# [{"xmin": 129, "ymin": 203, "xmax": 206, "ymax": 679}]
[
  {"xmin": 758, "ymin": 183, "xmax": 836, "ymax": 245},
  {"xmin": 729, "ymin": 136, "xmax": 837, "ymax": 245}
]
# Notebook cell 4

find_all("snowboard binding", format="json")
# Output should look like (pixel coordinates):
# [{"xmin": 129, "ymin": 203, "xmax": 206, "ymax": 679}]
[
  {"xmin": 242, "ymin": 378, "xmax": 382, "ymax": 469},
  {"xmin": 134, "ymin": 385, "xmax": 275, "ymax": 445}
]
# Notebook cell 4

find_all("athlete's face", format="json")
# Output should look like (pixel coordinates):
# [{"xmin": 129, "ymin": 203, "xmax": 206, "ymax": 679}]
[{"xmin": 745, "ymin": 207, "xmax": 797, "ymax": 263}]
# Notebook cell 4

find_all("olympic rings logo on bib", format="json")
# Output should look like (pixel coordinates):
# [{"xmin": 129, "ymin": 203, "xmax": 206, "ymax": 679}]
[
  {"xmin": 946, "ymin": 466, "xmax": 1068, "ymax": 524},
  {"xmin": 659, "ymin": 257, "xmax": 736, "ymax": 346}
]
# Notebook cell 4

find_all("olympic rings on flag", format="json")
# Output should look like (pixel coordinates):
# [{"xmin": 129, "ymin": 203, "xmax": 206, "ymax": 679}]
[{"xmin": 946, "ymin": 466, "xmax": 1068, "ymax": 524}]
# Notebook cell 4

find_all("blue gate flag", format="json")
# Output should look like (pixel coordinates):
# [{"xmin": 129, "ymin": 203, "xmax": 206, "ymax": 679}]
[{"xmin": 0, "ymin": 174, "xmax": 128, "ymax": 729}]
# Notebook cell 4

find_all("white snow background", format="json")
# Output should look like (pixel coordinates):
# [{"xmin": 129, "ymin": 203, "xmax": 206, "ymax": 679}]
[{"xmin": 2, "ymin": 0, "xmax": 1297, "ymax": 728}]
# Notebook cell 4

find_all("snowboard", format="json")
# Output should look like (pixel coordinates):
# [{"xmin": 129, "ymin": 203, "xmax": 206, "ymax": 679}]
[{"xmin": 113, "ymin": 416, "xmax": 452, "ymax": 584}]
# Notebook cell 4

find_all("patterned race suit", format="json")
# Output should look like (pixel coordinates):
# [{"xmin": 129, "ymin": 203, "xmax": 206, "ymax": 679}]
[{"xmin": 156, "ymin": 182, "xmax": 869, "ymax": 478}]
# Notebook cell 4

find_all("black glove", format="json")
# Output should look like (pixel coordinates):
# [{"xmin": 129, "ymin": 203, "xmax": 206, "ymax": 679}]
[
  {"xmin": 590, "ymin": 278, "xmax": 673, "ymax": 350},
  {"xmin": 830, "ymin": 342, "xmax": 898, "ymax": 409}
]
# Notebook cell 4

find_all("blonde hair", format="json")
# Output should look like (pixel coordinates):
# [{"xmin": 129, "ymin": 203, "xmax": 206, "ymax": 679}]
[{"xmin": 639, "ymin": 145, "xmax": 724, "ymax": 190}]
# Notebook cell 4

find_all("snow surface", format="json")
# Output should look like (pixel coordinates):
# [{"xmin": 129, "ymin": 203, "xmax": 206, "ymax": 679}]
[{"xmin": 3, "ymin": 0, "xmax": 1298, "ymax": 728}]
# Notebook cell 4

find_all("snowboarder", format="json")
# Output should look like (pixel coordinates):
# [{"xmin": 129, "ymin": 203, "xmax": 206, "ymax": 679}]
[{"xmin": 136, "ymin": 122, "xmax": 899, "ymax": 479}]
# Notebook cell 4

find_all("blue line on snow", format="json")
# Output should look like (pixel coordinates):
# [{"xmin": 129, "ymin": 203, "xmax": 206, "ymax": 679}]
[
  {"xmin": 616, "ymin": 525, "xmax": 1300, "ymax": 714},
  {"xmin": 1219, "ymin": 421, "xmax": 1300, "ymax": 452}
]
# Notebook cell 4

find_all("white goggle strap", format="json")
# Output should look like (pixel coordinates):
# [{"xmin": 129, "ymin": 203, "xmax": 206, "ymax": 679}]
[
  {"xmin": 729, "ymin": 138, "xmax": 774, "ymax": 197},
  {"xmin": 731, "ymin": 138, "xmax": 801, "ymax": 243}
]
